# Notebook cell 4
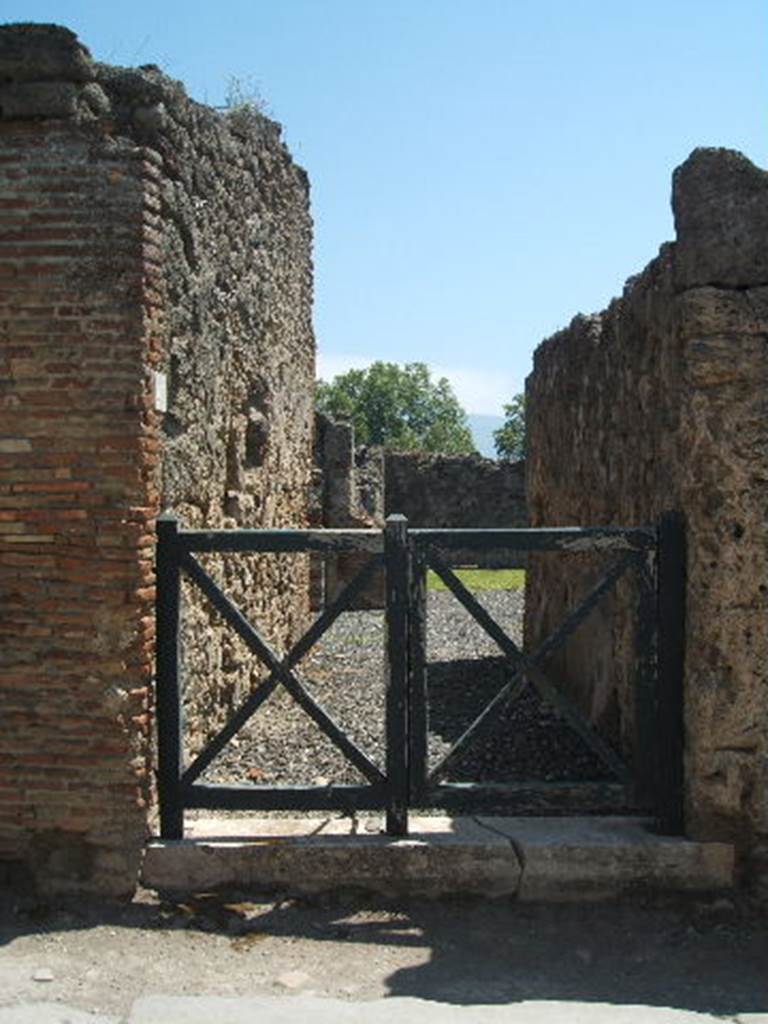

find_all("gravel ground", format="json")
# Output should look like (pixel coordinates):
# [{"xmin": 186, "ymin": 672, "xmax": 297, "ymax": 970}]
[
  {"xmin": 2, "ymin": 889, "xmax": 767, "ymax": 1019},
  {"xmin": 202, "ymin": 590, "xmax": 611, "ymax": 790}
]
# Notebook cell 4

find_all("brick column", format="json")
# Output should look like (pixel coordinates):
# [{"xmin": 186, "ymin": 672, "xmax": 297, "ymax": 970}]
[{"xmin": 0, "ymin": 121, "xmax": 163, "ymax": 895}]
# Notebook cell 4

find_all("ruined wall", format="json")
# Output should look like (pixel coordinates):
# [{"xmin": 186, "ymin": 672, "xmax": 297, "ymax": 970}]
[
  {"xmin": 526, "ymin": 149, "xmax": 768, "ymax": 886},
  {"xmin": 385, "ymin": 451, "xmax": 526, "ymax": 528},
  {"xmin": 313, "ymin": 415, "xmax": 528, "ymax": 606},
  {"xmin": 104, "ymin": 53, "xmax": 316, "ymax": 751},
  {"xmin": 386, "ymin": 451, "xmax": 527, "ymax": 569},
  {"xmin": 311, "ymin": 414, "xmax": 384, "ymax": 609},
  {"xmin": 0, "ymin": 24, "xmax": 314, "ymax": 894},
  {"xmin": 313, "ymin": 414, "xmax": 383, "ymax": 529},
  {"xmin": 314, "ymin": 418, "xmax": 526, "ymax": 535}
]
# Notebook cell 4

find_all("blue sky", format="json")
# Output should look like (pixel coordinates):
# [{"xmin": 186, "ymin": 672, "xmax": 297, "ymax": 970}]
[{"xmin": 6, "ymin": 1, "xmax": 766, "ymax": 418}]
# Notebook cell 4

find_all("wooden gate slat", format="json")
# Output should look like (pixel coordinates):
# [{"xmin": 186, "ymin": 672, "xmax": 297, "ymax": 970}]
[
  {"xmin": 181, "ymin": 552, "xmax": 385, "ymax": 785},
  {"xmin": 154, "ymin": 513, "xmax": 684, "ymax": 837},
  {"xmin": 181, "ymin": 553, "xmax": 385, "ymax": 785},
  {"xmin": 425, "ymin": 548, "xmax": 631, "ymax": 782}
]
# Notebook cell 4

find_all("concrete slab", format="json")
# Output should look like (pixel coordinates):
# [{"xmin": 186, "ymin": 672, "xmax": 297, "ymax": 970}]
[
  {"xmin": 477, "ymin": 817, "xmax": 735, "ymax": 900},
  {"xmin": 127, "ymin": 994, "xmax": 727, "ymax": 1024},
  {"xmin": 142, "ymin": 816, "xmax": 734, "ymax": 901},
  {"xmin": 143, "ymin": 816, "xmax": 522, "ymax": 899}
]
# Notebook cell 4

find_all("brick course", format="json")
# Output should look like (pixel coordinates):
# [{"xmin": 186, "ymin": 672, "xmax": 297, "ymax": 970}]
[
  {"xmin": 0, "ymin": 120, "xmax": 160, "ymax": 893},
  {"xmin": 0, "ymin": 24, "xmax": 314, "ymax": 894}
]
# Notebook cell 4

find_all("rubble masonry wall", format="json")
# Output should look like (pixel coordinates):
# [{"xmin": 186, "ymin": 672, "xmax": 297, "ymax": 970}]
[{"xmin": 525, "ymin": 148, "xmax": 768, "ymax": 887}]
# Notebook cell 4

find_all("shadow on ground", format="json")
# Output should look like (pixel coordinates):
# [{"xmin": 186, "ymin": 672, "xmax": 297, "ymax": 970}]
[
  {"xmin": 1, "ymin": 886, "xmax": 766, "ymax": 1016},
  {"xmin": 426, "ymin": 657, "xmax": 613, "ymax": 783}
]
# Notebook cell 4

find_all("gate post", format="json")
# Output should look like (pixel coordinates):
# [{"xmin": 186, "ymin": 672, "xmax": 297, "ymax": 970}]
[
  {"xmin": 633, "ymin": 546, "xmax": 658, "ymax": 811},
  {"xmin": 656, "ymin": 510, "xmax": 686, "ymax": 835},
  {"xmin": 384, "ymin": 514, "xmax": 410, "ymax": 836},
  {"xmin": 407, "ymin": 545, "xmax": 428, "ymax": 804},
  {"xmin": 155, "ymin": 514, "xmax": 184, "ymax": 839}
]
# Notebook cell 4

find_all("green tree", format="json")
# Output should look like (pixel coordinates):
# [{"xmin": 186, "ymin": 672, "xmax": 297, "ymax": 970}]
[
  {"xmin": 494, "ymin": 393, "xmax": 526, "ymax": 460},
  {"xmin": 317, "ymin": 361, "xmax": 476, "ymax": 455}
]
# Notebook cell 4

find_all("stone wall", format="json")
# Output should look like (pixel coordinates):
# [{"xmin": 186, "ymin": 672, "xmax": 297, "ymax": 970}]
[
  {"xmin": 0, "ymin": 24, "xmax": 314, "ymax": 894},
  {"xmin": 311, "ymin": 414, "xmax": 384, "ymax": 609},
  {"xmin": 385, "ymin": 450, "xmax": 526, "ymax": 532},
  {"xmin": 313, "ymin": 415, "xmax": 527, "ymax": 607},
  {"xmin": 525, "ymin": 148, "xmax": 768, "ymax": 888},
  {"xmin": 123, "ymin": 47, "xmax": 316, "ymax": 754},
  {"xmin": 313, "ymin": 414, "xmax": 383, "ymax": 530},
  {"xmin": 314, "ymin": 418, "xmax": 527, "ymax": 536},
  {"xmin": 386, "ymin": 451, "xmax": 527, "ymax": 570}
]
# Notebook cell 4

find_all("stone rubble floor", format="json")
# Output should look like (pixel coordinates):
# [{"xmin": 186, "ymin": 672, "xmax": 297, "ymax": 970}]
[
  {"xmin": 0, "ymin": 885, "xmax": 766, "ymax": 1022},
  {"xmin": 198, "ymin": 589, "xmax": 612, "ymax": 792}
]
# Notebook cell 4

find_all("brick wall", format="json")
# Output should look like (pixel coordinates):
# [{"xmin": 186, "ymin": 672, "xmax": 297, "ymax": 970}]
[
  {"xmin": 0, "ymin": 24, "xmax": 315, "ymax": 894},
  {"xmin": 0, "ymin": 118, "xmax": 162, "ymax": 894}
]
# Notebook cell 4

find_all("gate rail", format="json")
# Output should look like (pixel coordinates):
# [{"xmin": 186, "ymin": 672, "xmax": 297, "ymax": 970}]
[{"xmin": 155, "ymin": 513, "xmax": 685, "ymax": 840}]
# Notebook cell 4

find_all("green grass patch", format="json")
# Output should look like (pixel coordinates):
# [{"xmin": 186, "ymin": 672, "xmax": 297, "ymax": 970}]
[{"xmin": 426, "ymin": 568, "xmax": 526, "ymax": 592}]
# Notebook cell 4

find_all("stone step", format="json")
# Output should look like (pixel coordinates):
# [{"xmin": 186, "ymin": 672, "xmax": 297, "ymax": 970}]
[{"xmin": 142, "ymin": 815, "xmax": 734, "ymax": 900}]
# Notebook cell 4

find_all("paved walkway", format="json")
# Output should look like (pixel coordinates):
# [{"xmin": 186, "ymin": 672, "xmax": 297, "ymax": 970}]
[
  {"xmin": 1, "ymin": 877, "xmax": 764, "ymax": 1023},
  {"xmin": 1, "ymin": 996, "xmax": 766, "ymax": 1024}
]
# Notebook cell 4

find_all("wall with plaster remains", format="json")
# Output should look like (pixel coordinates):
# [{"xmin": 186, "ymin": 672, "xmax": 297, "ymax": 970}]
[
  {"xmin": 525, "ymin": 148, "xmax": 768, "ymax": 889},
  {"xmin": 0, "ymin": 24, "xmax": 314, "ymax": 895}
]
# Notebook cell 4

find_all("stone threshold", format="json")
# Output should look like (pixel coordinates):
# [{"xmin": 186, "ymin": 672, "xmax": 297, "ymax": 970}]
[{"xmin": 141, "ymin": 816, "xmax": 734, "ymax": 901}]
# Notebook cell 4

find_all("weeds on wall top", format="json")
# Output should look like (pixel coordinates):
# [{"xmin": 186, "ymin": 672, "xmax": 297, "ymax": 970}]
[{"xmin": 221, "ymin": 76, "xmax": 269, "ymax": 135}]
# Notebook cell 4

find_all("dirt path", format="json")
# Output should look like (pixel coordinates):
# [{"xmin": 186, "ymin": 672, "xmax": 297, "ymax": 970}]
[{"xmin": 0, "ymin": 888, "xmax": 766, "ymax": 1019}]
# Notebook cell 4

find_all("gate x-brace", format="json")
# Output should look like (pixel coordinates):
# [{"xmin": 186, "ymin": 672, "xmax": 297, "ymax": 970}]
[{"xmin": 155, "ymin": 513, "xmax": 685, "ymax": 840}]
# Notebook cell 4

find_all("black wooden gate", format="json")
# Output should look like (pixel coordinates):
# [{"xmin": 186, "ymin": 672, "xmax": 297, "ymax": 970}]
[{"xmin": 155, "ymin": 512, "xmax": 685, "ymax": 840}]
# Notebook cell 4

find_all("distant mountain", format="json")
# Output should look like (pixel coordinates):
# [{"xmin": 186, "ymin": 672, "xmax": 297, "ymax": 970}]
[{"xmin": 467, "ymin": 413, "xmax": 504, "ymax": 459}]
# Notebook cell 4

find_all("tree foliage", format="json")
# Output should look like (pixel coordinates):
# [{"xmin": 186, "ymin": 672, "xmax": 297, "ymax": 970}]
[
  {"xmin": 317, "ymin": 361, "xmax": 476, "ymax": 455},
  {"xmin": 493, "ymin": 393, "xmax": 526, "ymax": 460}
]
